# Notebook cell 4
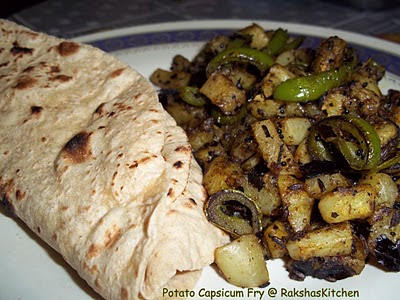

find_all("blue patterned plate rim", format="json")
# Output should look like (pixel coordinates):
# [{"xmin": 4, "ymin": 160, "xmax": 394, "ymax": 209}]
[{"xmin": 74, "ymin": 20, "xmax": 400, "ymax": 76}]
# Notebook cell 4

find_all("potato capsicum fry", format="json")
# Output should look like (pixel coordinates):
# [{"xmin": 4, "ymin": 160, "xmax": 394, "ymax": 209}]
[
  {"xmin": 273, "ymin": 50, "xmax": 357, "ymax": 102},
  {"xmin": 206, "ymin": 47, "xmax": 275, "ymax": 77},
  {"xmin": 204, "ymin": 189, "xmax": 262, "ymax": 238}
]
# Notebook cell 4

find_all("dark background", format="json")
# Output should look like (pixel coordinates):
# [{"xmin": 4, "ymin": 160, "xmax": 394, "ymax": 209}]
[{"xmin": 1, "ymin": 0, "xmax": 44, "ymax": 18}]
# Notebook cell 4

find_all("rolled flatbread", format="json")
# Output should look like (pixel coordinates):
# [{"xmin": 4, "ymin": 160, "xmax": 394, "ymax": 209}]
[{"xmin": 0, "ymin": 19, "xmax": 228, "ymax": 300}]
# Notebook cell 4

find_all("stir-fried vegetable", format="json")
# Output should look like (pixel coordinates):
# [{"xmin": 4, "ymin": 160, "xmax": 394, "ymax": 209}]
[
  {"xmin": 206, "ymin": 47, "xmax": 275, "ymax": 77},
  {"xmin": 205, "ymin": 189, "xmax": 262, "ymax": 238},
  {"xmin": 273, "ymin": 50, "xmax": 357, "ymax": 102},
  {"xmin": 307, "ymin": 115, "xmax": 381, "ymax": 170},
  {"xmin": 150, "ymin": 23, "xmax": 400, "ymax": 286}
]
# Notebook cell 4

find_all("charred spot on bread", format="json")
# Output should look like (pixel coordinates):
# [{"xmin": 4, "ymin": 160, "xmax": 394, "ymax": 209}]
[
  {"xmin": 57, "ymin": 41, "xmax": 80, "ymax": 56},
  {"xmin": 14, "ymin": 76, "xmax": 37, "ymax": 89},
  {"xmin": 10, "ymin": 41, "xmax": 33, "ymax": 56},
  {"xmin": 31, "ymin": 106, "xmax": 43, "ymax": 115},
  {"xmin": 62, "ymin": 131, "xmax": 92, "ymax": 163},
  {"xmin": 173, "ymin": 161, "xmax": 183, "ymax": 169}
]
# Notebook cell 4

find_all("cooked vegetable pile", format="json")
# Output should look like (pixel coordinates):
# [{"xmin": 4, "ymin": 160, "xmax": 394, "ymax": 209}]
[{"xmin": 150, "ymin": 23, "xmax": 400, "ymax": 287}]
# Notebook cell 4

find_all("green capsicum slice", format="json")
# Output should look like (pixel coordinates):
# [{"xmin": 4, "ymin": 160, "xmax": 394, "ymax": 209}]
[
  {"xmin": 273, "ymin": 50, "xmax": 357, "ymax": 102},
  {"xmin": 307, "ymin": 115, "xmax": 381, "ymax": 170},
  {"xmin": 373, "ymin": 152, "xmax": 400, "ymax": 174},
  {"xmin": 179, "ymin": 86, "xmax": 208, "ymax": 106},
  {"xmin": 342, "ymin": 115, "xmax": 381, "ymax": 170},
  {"xmin": 264, "ymin": 28, "xmax": 289, "ymax": 56},
  {"xmin": 282, "ymin": 35, "xmax": 305, "ymax": 51},
  {"xmin": 205, "ymin": 189, "xmax": 262, "ymax": 238},
  {"xmin": 211, "ymin": 104, "xmax": 247, "ymax": 125},
  {"xmin": 206, "ymin": 47, "xmax": 275, "ymax": 77}
]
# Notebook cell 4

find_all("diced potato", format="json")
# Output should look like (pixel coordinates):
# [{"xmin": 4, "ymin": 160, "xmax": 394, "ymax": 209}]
[
  {"xmin": 284, "ymin": 190, "xmax": 314, "ymax": 232},
  {"xmin": 242, "ymin": 173, "xmax": 281, "ymax": 216},
  {"xmin": 229, "ymin": 130, "xmax": 258, "ymax": 164},
  {"xmin": 275, "ymin": 50, "xmax": 296, "ymax": 66},
  {"xmin": 249, "ymin": 96, "xmax": 281, "ymax": 119},
  {"xmin": 277, "ymin": 174, "xmax": 302, "ymax": 199},
  {"xmin": 149, "ymin": 68, "xmax": 190, "ymax": 89},
  {"xmin": 171, "ymin": 54, "xmax": 190, "ymax": 72},
  {"xmin": 321, "ymin": 90, "xmax": 347, "ymax": 117},
  {"xmin": 241, "ymin": 154, "xmax": 261, "ymax": 171},
  {"xmin": 304, "ymin": 173, "xmax": 351, "ymax": 199},
  {"xmin": 238, "ymin": 23, "xmax": 270, "ymax": 49},
  {"xmin": 263, "ymin": 220, "xmax": 290, "ymax": 259},
  {"xmin": 348, "ymin": 236, "xmax": 368, "ymax": 275},
  {"xmin": 200, "ymin": 73, "xmax": 246, "ymax": 114},
  {"xmin": 373, "ymin": 121, "xmax": 399, "ymax": 147},
  {"xmin": 276, "ymin": 117, "xmax": 312, "ymax": 146},
  {"xmin": 293, "ymin": 139, "xmax": 311, "ymax": 165},
  {"xmin": 195, "ymin": 142, "xmax": 226, "ymax": 169},
  {"xmin": 189, "ymin": 131, "xmax": 215, "ymax": 151},
  {"xmin": 164, "ymin": 96, "xmax": 205, "ymax": 128},
  {"xmin": 203, "ymin": 156, "xmax": 243, "ymax": 195},
  {"xmin": 207, "ymin": 35, "xmax": 231, "ymax": 54},
  {"xmin": 318, "ymin": 185, "xmax": 376, "ymax": 223},
  {"xmin": 249, "ymin": 96, "xmax": 305, "ymax": 120},
  {"xmin": 352, "ymin": 75, "xmax": 382, "ymax": 97},
  {"xmin": 223, "ymin": 67, "xmax": 257, "ymax": 92},
  {"xmin": 359, "ymin": 173, "xmax": 398, "ymax": 209},
  {"xmin": 261, "ymin": 64, "xmax": 295, "ymax": 98},
  {"xmin": 286, "ymin": 222, "xmax": 353, "ymax": 260},
  {"xmin": 215, "ymin": 234, "xmax": 270, "ymax": 287},
  {"xmin": 278, "ymin": 175, "xmax": 314, "ymax": 232},
  {"xmin": 252, "ymin": 120, "xmax": 297, "ymax": 175},
  {"xmin": 368, "ymin": 207, "xmax": 400, "ymax": 247}
]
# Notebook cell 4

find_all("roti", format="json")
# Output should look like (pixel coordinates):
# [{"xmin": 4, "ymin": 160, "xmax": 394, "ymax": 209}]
[{"xmin": 0, "ymin": 19, "xmax": 228, "ymax": 299}]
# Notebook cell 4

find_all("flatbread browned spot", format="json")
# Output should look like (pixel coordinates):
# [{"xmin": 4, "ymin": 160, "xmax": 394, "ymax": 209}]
[
  {"xmin": 173, "ymin": 161, "xmax": 183, "ymax": 169},
  {"xmin": 175, "ymin": 145, "xmax": 191, "ymax": 152},
  {"xmin": 57, "ymin": 41, "xmax": 80, "ymax": 56},
  {"xmin": 14, "ymin": 76, "xmax": 37, "ymax": 89},
  {"xmin": 109, "ymin": 68, "xmax": 125, "ymax": 78},
  {"xmin": 50, "ymin": 66, "xmax": 60, "ymax": 73},
  {"xmin": 50, "ymin": 75, "xmax": 72, "ymax": 82},
  {"xmin": 105, "ymin": 228, "xmax": 122, "ymax": 248},
  {"xmin": 83, "ymin": 262, "xmax": 99, "ymax": 275},
  {"xmin": 121, "ymin": 288, "xmax": 129, "ymax": 300},
  {"xmin": 23, "ymin": 66, "xmax": 35, "ymax": 73},
  {"xmin": 61, "ymin": 131, "xmax": 92, "ymax": 163},
  {"xmin": 30, "ymin": 106, "xmax": 43, "ymax": 115},
  {"xmin": 15, "ymin": 189, "xmax": 25, "ymax": 201},
  {"xmin": 10, "ymin": 41, "xmax": 33, "ymax": 55},
  {"xmin": 87, "ymin": 244, "xmax": 101, "ymax": 259}
]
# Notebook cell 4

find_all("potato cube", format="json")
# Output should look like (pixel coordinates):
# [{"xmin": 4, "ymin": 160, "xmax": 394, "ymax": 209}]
[
  {"xmin": 200, "ymin": 73, "xmax": 246, "ymax": 114},
  {"xmin": 215, "ymin": 234, "xmax": 269, "ymax": 287},
  {"xmin": 318, "ymin": 185, "xmax": 376, "ymax": 223},
  {"xmin": 286, "ymin": 222, "xmax": 353, "ymax": 260}
]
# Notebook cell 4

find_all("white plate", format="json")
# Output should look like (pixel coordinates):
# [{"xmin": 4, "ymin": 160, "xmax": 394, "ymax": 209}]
[{"xmin": 1, "ymin": 20, "xmax": 400, "ymax": 300}]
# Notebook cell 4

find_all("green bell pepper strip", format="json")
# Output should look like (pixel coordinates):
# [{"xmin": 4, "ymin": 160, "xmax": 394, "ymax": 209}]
[
  {"xmin": 282, "ymin": 35, "xmax": 305, "ymax": 51},
  {"xmin": 307, "ymin": 115, "xmax": 381, "ymax": 170},
  {"xmin": 373, "ymin": 153, "xmax": 400, "ymax": 173},
  {"xmin": 342, "ymin": 115, "xmax": 381, "ymax": 170},
  {"xmin": 211, "ymin": 104, "xmax": 247, "ymax": 125},
  {"xmin": 204, "ymin": 189, "xmax": 262, "ymax": 238},
  {"xmin": 264, "ymin": 28, "xmax": 289, "ymax": 56},
  {"xmin": 205, "ymin": 47, "xmax": 275, "ymax": 77},
  {"xmin": 179, "ymin": 86, "xmax": 208, "ymax": 106},
  {"xmin": 273, "ymin": 50, "xmax": 357, "ymax": 102}
]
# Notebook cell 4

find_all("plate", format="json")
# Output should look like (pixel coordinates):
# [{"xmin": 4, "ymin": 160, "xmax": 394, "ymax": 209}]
[{"xmin": 1, "ymin": 20, "xmax": 400, "ymax": 300}]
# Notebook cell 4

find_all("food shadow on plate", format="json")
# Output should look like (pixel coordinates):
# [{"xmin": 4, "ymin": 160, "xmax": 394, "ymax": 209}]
[{"xmin": 0, "ymin": 205, "xmax": 104, "ymax": 300}]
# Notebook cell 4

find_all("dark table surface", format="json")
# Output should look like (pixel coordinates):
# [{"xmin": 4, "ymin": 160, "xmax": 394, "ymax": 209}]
[{"xmin": 7, "ymin": 0, "xmax": 400, "ymax": 40}]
